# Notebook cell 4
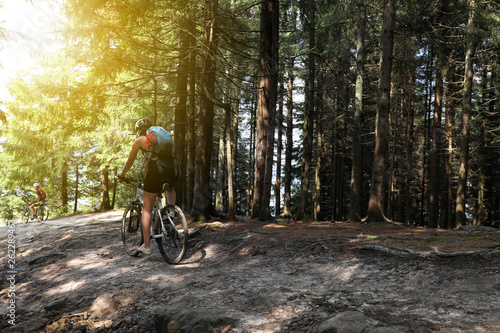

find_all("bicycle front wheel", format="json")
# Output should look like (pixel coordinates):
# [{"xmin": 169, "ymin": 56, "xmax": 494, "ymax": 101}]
[
  {"xmin": 22, "ymin": 208, "xmax": 30, "ymax": 223},
  {"xmin": 121, "ymin": 203, "xmax": 143, "ymax": 256},
  {"xmin": 157, "ymin": 205, "xmax": 188, "ymax": 264}
]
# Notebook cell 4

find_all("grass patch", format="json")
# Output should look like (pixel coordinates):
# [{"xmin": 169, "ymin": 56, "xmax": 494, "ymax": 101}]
[
  {"xmin": 366, "ymin": 236, "xmax": 391, "ymax": 241},
  {"xmin": 424, "ymin": 236, "xmax": 445, "ymax": 244}
]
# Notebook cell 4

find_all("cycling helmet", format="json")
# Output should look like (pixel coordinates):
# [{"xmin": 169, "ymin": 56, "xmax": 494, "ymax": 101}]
[
  {"xmin": 33, "ymin": 183, "xmax": 40, "ymax": 187},
  {"xmin": 135, "ymin": 118, "xmax": 152, "ymax": 133}
]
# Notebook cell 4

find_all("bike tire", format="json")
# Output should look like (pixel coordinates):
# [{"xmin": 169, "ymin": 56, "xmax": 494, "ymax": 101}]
[
  {"xmin": 44, "ymin": 206, "xmax": 49, "ymax": 221},
  {"xmin": 37, "ymin": 208, "xmax": 44, "ymax": 222},
  {"xmin": 22, "ymin": 208, "xmax": 30, "ymax": 223},
  {"xmin": 121, "ymin": 203, "xmax": 143, "ymax": 257},
  {"xmin": 157, "ymin": 205, "xmax": 188, "ymax": 264}
]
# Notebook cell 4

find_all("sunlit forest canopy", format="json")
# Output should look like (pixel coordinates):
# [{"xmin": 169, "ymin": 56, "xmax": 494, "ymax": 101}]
[{"xmin": 0, "ymin": 0, "xmax": 499, "ymax": 228}]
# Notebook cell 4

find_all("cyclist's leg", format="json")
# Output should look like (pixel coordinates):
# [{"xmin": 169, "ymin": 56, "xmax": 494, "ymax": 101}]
[
  {"xmin": 142, "ymin": 190, "xmax": 157, "ymax": 249},
  {"xmin": 161, "ymin": 161, "xmax": 178, "ymax": 206},
  {"xmin": 165, "ymin": 186, "xmax": 176, "ymax": 206}
]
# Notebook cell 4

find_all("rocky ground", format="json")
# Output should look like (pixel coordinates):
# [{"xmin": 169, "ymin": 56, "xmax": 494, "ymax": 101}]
[{"xmin": 1, "ymin": 211, "xmax": 500, "ymax": 333}]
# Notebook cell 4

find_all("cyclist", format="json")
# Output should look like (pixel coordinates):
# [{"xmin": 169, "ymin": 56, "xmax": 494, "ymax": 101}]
[
  {"xmin": 118, "ymin": 118, "xmax": 178, "ymax": 255},
  {"xmin": 30, "ymin": 183, "xmax": 47, "ymax": 218}
]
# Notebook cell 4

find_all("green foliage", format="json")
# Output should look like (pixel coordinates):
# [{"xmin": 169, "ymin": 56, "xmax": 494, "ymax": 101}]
[{"xmin": 0, "ymin": 191, "xmax": 25, "ymax": 223}]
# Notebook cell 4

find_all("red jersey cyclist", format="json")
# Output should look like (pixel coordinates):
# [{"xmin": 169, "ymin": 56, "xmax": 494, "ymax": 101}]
[{"xmin": 30, "ymin": 183, "xmax": 47, "ymax": 218}]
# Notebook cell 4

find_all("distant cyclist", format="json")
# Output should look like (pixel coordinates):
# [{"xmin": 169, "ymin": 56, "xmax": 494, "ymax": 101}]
[
  {"xmin": 118, "ymin": 118, "xmax": 178, "ymax": 255},
  {"xmin": 30, "ymin": 183, "xmax": 47, "ymax": 218}
]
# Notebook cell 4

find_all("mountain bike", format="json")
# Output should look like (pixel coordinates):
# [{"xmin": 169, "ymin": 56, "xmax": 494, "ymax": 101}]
[
  {"xmin": 119, "ymin": 176, "xmax": 188, "ymax": 264},
  {"xmin": 21, "ymin": 201, "xmax": 49, "ymax": 222}
]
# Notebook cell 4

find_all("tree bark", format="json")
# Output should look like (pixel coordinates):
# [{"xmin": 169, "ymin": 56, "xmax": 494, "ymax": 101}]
[
  {"xmin": 456, "ymin": 0, "xmax": 476, "ymax": 228},
  {"xmin": 348, "ymin": 0, "xmax": 365, "ymax": 222},
  {"xmin": 100, "ymin": 166, "xmax": 111, "ymax": 211},
  {"xmin": 247, "ymin": 95, "xmax": 256, "ymax": 216},
  {"xmin": 258, "ymin": 0, "xmax": 279, "ymax": 221},
  {"xmin": 61, "ymin": 161, "xmax": 68, "ymax": 213},
  {"xmin": 174, "ymin": 11, "xmax": 190, "ymax": 208},
  {"xmin": 252, "ymin": 0, "xmax": 279, "ymax": 220},
  {"xmin": 282, "ymin": 58, "xmax": 294, "ymax": 219},
  {"xmin": 366, "ymin": 0, "xmax": 395, "ymax": 222},
  {"xmin": 276, "ymin": 82, "xmax": 284, "ymax": 216},
  {"xmin": 74, "ymin": 162, "xmax": 79, "ymax": 214},
  {"xmin": 216, "ymin": 132, "xmax": 225, "ymax": 212},
  {"xmin": 429, "ymin": 64, "xmax": 443, "ymax": 228},
  {"xmin": 297, "ymin": 0, "xmax": 315, "ymax": 220},
  {"xmin": 313, "ymin": 62, "xmax": 325, "ymax": 221},
  {"xmin": 191, "ymin": 0, "xmax": 217, "ymax": 221},
  {"xmin": 226, "ymin": 93, "xmax": 238, "ymax": 220},
  {"xmin": 187, "ymin": 20, "xmax": 196, "ymax": 211},
  {"xmin": 442, "ymin": 59, "xmax": 457, "ymax": 229},
  {"xmin": 486, "ymin": 59, "xmax": 498, "ymax": 226}
]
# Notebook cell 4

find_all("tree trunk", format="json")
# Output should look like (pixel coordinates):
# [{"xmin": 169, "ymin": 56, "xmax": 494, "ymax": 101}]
[
  {"xmin": 443, "ymin": 59, "xmax": 457, "ymax": 229},
  {"xmin": 366, "ymin": 0, "xmax": 395, "ymax": 222},
  {"xmin": 313, "ymin": 63, "xmax": 324, "ymax": 221},
  {"xmin": 258, "ymin": 0, "xmax": 279, "ymax": 221},
  {"xmin": 74, "ymin": 162, "xmax": 79, "ymax": 214},
  {"xmin": 456, "ymin": 0, "xmax": 476, "ymax": 228},
  {"xmin": 192, "ymin": 0, "xmax": 217, "ymax": 221},
  {"xmin": 348, "ymin": 0, "xmax": 365, "ymax": 222},
  {"xmin": 187, "ymin": 20, "xmax": 196, "ymax": 211},
  {"xmin": 226, "ymin": 91, "xmax": 238, "ymax": 220},
  {"xmin": 429, "ymin": 65, "xmax": 443, "ymax": 228},
  {"xmin": 276, "ymin": 82, "xmax": 284, "ymax": 216},
  {"xmin": 61, "ymin": 161, "xmax": 68, "ymax": 213},
  {"xmin": 216, "ymin": 132, "xmax": 225, "ymax": 212},
  {"xmin": 282, "ymin": 57, "xmax": 294, "ymax": 219},
  {"xmin": 252, "ymin": 0, "xmax": 279, "ymax": 220},
  {"xmin": 404, "ymin": 66, "xmax": 416, "ymax": 225},
  {"xmin": 111, "ymin": 167, "xmax": 117, "ymax": 210},
  {"xmin": 477, "ymin": 67, "xmax": 488, "ymax": 225},
  {"xmin": 486, "ymin": 59, "xmax": 498, "ymax": 226},
  {"xmin": 247, "ymin": 95, "xmax": 256, "ymax": 216},
  {"xmin": 100, "ymin": 166, "xmax": 111, "ymax": 211},
  {"xmin": 297, "ymin": 0, "xmax": 315, "ymax": 220},
  {"xmin": 174, "ymin": 12, "xmax": 190, "ymax": 208}
]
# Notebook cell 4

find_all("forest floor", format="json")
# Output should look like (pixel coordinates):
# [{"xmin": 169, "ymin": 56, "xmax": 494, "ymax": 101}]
[{"xmin": 1, "ymin": 211, "xmax": 500, "ymax": 333}]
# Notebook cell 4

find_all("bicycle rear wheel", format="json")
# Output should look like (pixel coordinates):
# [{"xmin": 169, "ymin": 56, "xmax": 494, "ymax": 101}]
[
  {"xmin": 157, "ymin": 205, "xmax": 188, "ymax": 264},
  {"xmin": 121, "ymin": 203, "xmax": 143, "ymax": 256},
  {"xmin": 42, "ymin": 206, "xmax": 49, "ymax": 221},
  {"xmin": 22, "ymin": 208, "xmax": 30, "ymax": 223},
  {"xmin": 37, "ymin": 207, "xmax": 45, "ymax": 221}
]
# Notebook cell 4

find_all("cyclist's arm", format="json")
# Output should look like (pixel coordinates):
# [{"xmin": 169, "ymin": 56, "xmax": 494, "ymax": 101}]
[{"xmin": 120, "ymin": 136, "xmax": 147, "ymax": 176}]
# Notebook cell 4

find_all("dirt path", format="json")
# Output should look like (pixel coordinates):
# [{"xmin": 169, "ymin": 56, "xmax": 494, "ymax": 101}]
[{"xmin": 1, "ymin": 212, "xmax": 500, "ymax": 332}]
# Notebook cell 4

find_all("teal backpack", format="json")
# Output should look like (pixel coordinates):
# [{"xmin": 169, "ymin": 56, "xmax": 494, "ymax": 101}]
[
  {"xmin": 145, "ymin": 126, "xmax": 177, "ymax": 179},
  {"xmin": 146, "ymin": 126, "xmax": 173, "ymax": 159}
]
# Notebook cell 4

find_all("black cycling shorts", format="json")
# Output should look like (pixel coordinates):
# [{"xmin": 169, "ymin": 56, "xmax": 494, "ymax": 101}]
[{"xmin": 143, "ymin": 158, "xmax": 178, "ymax": 194}]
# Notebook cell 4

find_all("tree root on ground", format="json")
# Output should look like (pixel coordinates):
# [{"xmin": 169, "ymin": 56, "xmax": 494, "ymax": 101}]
[{"xmin": 355, "ymin": 245, "xmax": 500, "ymax": 258}]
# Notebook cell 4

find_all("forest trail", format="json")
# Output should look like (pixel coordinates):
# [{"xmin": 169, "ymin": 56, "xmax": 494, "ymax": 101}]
[{"xmin": 1, "ymin": 211, "xmax": 500, "ymax": 332}]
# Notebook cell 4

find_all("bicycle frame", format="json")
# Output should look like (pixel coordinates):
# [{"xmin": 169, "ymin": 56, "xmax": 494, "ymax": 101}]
[
  {"xmin": 128, "ymin": 182, "xmax": 165, "ymax": 238},
  {"xmin": 25, "ymin": 201, "xmax": 48, "ymax": 222},
  {"xmin": 151, "ymin": 195, "xmax": 172, "ymax": 240},
  {"xmin": 120, "ymin": 175, "xmax": 188, "ymax": 263}
]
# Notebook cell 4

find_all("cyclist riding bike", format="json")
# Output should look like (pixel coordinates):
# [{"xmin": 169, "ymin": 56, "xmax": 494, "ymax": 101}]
[
  {"xmin": 118, "ymin": 118, "xmax": 178, "ymax": 255},
  {"xmin": 30, "ymin": 183, "xmax": 47, "ymax": 218}
]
